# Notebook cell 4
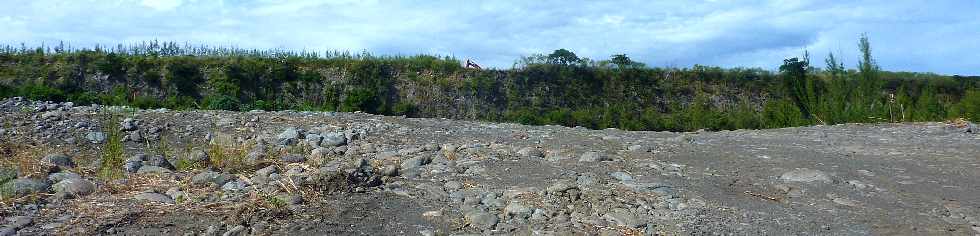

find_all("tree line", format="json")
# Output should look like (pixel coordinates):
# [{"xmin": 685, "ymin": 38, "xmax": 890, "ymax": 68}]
[{"xmin": 0, "ymin": 37, "xmax": 977, "ymax": 131}]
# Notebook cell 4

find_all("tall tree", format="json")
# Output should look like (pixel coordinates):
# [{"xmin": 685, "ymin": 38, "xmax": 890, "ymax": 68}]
[{"xmin": 779, "ymin": 52, "xmax": 818, "ymax": 120}]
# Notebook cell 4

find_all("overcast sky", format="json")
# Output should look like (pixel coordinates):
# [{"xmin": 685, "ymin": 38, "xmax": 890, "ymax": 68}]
[{"xmin": 1, "ymin": 0, "xmax": 977, "ymax": 74}]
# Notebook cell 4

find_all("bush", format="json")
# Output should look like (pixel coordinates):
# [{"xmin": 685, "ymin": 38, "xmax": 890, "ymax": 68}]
[
  {"xmin": 955, "ymin": 90, "xmax": 980, "ymax": 121},
  {"xmin": 340, "ymin": 88, "xmax": 378, "ymax": 113},
  {"xmin": 392, "ymin": 101, "xmax": 416, "ymax": 116},
  {"xmin": 204, "ymin": 95, "xmax": 241, "ymax": 111}
]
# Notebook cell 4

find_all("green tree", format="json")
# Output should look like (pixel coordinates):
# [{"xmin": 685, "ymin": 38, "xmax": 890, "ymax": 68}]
[
  {"xmin": 779, "ymin": 53, "xmax": 818, "ymax": 120},
  {"xmin": 610, "ymin": 54, "xmax": 645, "ymax": 68},
  {"xmin": 548, "ymin": 49, "xmax": 580, "ymax": 65}
]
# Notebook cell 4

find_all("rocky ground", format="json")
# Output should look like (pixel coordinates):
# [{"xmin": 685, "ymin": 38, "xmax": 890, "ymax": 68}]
[{"xmin": 0, "ymin": 97, "xmax": 978, "ymax": 236}]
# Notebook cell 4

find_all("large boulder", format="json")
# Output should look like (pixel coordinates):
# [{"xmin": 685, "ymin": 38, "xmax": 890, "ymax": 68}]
[
  {"xmin": 277, "ymin": 127, "xmax": 302, "ymax": 146},
  {"xmin": 1, "ymin": 178, "xmax": 50, "ymax": 198},
  {"xmin": 119, "ymin": 118, "xmax": 138, "ymax": 131},
  {"xmin": 320, "ymin": 132, "xmax": 347, "ymax": 147},
  {"xmin": 52, "ymin": 178, "xmax": 96, "ymax": 198}
]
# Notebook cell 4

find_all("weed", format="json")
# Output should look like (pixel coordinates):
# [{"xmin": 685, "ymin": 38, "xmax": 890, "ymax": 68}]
[{"xmin": 97, "ymin": 110, "xmax": 125, "ymax": 180}]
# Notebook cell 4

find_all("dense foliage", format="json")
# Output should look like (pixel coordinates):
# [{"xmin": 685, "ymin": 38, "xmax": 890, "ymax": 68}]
[{"xmin": 1, "ymin": 39, "xmax": 977, "ymax": 131}]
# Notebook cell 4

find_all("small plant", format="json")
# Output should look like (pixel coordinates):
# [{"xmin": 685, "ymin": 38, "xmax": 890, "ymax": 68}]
[
  {"xmin": 263, "ymin": 194, "xmax": 287, "ymax": 209},
  {"xmin": 97, "ymin": 110, "xmax": 125, "ymax": 180}
]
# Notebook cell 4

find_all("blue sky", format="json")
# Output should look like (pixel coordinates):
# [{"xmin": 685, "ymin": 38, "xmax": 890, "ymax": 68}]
[{"xmin": 1, "ymin": 0, "xmax": 977, "ymax": 74}]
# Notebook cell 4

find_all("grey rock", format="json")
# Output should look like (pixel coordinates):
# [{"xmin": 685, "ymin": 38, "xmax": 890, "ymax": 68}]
[
  {"xmin": 576, "ymin": 174, "xmax": 598, "ymax": 187},
  {"xmin": 504, "ymin": 202, "xmax": 532, "ymax": 218},
  {"xmin": 42, "ymin": 153, "xmax": 75, "ymax": 169},
  {"xmin": 189, "ymin": 149, "xmax": 210, "ymax": 163},
  {"xmin": 603, "ymin": 209, "xmax": 644, "ymax": 228},
  {"xmin": 123, "ymin": 160, "xmax": 142, "ymax": 173},
  {"xmin": 47, "ymin": 172, "xmax": 81, "ymax": 183},
  {"xmin": 41, "ymin": 110, "xmax": 64, "ymax": 120},
  {"xmin": 166, "ymin": 188, "xmax": 190, "ymax": 203},
  {"xmin": 622, "ymin": 181, "xmax": 672, "ymax": 194},
  {"xmin": 222, "ymin": 225, "xmax": 246, "ymax": 236},
  {"xmin": 305, "ymin": 133, "xmax": 322, "ymax": 147},
  {"xmin": 444, "ymin": 181, "xmax": 463, "ymax": 191},
  {"xmin": 276, "ymin": 194, "xmax": 303, "ymax": 205},
  {"xmin": 483, "ymin": 198, "xmax": 506, "ymax": 211},
  {"xmin": 531, "ymin": 209, "xmax": 549, "ymax": 221},
  {"xmin": 0, "ymin": 227, "xmax": 14, "ymax": 236},
  {"xmin": 255, "ymin": 165, "xmax": 278, "ymax": 177},
  {"xmin": 610, "ymin": 171, "xmax": 634, "ymax": 182},
  {"xmin": 119, "ymin": 118, "xmax": 138, "ymax": 131},
  {"xmin": 134, "ymin": 192, "xmax": 175, "ymax": 204},
  {"xmin": 400, "ymin": 156, "xmax": 430, "ymax": 170},
  {"xmin": 143, "ymin": 155, "xmax": 174, "ymax": 170},
  {"xmin": 320, "ymin": 132, "xmax": 347, "ymax": 147},
  {"xmin": 136, "ymin": 166, "xmax": 173, "ymax": 174},
  {"xmin": 245, "ymin": 150, "xmax": 266, "ymax": 164},
  {"xmin": 380, "ymin": 165, "xmax": 399, "ymax": 177},
  {"xmin": 7, "ymin": 216, "xmax": 32, "ymax": 229},
  {"xmin": 221, "ymin": 180, "xmax": 248, "ymax": 192},
  {"xmin": 52, "ymin": 178, "xmax": 96, "ymax": 197},
  {"xmin": 546, "ymin": 182, "xmax": 577, "ymax": 194},
  {"xmin": 126, "ymin": 131, "xmax": 143, "ymax": 142},
  {"xmin": 277, "ymin": 127, "xmax": 301, "ymax": 145},
  {"xmin": 204, "ymin": 225, "xmax": 220, "ymax": 236},
  {"xmin": 464, "ymin": 210, "xmax": 498, "ymax": 230},
  {"xmin": 1, "ymin": 178, "xmax": 50, "ymax": 197},
  {"xmin": 780, "ymin": 168, "xmax": 831, "ymax": 183},
  {"xmin": 191, "ymin": 171, "xmax": 233, "ymax": 187},
  {"xmin": 516, "ymin": 147, "xmax": 544, "ymax": 158},
  {"xmin": 280, "ymin": 154, "xmax": 306, "ymax": 163},
  {"xmin": 579, "ymin": 151, "xmax": 612, "ymax": 162}
]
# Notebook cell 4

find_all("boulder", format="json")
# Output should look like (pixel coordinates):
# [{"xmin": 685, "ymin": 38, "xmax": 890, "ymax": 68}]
[
  {"xmin": 464, "ymin": 210, "xmax": 498, "ymax": 230},
  {"xmin": 191, "ymin": 171, "xmax": 234, "ymax": 187},
  {"xmin": 1, "ymin": 178, "xmax": 50, "ymax": 197},
  {"xmin": 320, "ymin": 132, "xmax": 347, "ymax": 147},
  {"xmin": 119, "ymin": 118, "xmax": 138, "ymax": 131},
  {"xmin": 85, "ymin": 132, "xmax": 106, "ymax": 144},
  {"xmin": 52, "ymin": 178, "xmax": 96, "ymax": 197},
  {"xmin": 277, "ymin": 128, "xmax": 302, "ymax": 146},
  {"xmin": 134, "ymin": 192, "xmax": 175, "ymax": 204}
]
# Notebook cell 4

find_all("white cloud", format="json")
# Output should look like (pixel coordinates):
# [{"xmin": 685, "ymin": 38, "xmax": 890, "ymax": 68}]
[
  {"xmin": 141, "ymin": 0, "xmax": 185, "ymax": 11},
  {"xmin": 0, "ymin": 0, "xmax": 976, "ymax": 74}
]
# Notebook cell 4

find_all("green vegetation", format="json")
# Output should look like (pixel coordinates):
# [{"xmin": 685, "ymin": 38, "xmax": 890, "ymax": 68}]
[
  {"xmin": 97, "ymin": 111, "xmax": 125, "ymax": 180},
  {"xmin": 1, "ymin": 38, "xmax": 978, "ymax": 132}
]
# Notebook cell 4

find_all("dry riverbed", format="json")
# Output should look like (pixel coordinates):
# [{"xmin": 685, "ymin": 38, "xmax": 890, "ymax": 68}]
[{"xmin": 1, "ymin": 97, "xmax": 979, "ymax": 235}]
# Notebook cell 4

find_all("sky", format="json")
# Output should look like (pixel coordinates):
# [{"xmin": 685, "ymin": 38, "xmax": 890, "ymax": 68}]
[{"xmin": 1, "ymin": 0, "xmax": 977, "ymax": 75}]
